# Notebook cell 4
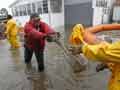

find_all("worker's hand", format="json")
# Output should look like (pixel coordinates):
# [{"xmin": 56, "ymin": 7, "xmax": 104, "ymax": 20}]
[
  {"xmin": 45, "ymin": 34, "xmax": 53, "ymax": 42},
  {"xmin": 68, "ymin": 45, "xmax": 82, "ymax": 55},
  {"xmin": 96, "ymin": 63, "xmax": 108, "ymax": 72},
  {"xmin": 55, "ymin": 32, "xmax": 61, "ymax": 38},
  {"xmin": 47, "ymin": 32, "xmax": 60, "ymax": 38},
  {"xmin": 3, "ymin": 32, "xmax": 8, "ymax": 39},
  {"xmin": 46, "ymin": 32, "xmax": 61, "ymax": 42}
]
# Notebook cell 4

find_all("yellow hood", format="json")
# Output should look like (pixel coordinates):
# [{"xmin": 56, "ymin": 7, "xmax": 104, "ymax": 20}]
[{"xmin": 69, "ymin": 24, "xmax": 85, "ymax": 45}]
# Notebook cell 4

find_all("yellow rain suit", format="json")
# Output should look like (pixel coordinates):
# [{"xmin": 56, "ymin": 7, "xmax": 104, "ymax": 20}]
[
  {"xmin": 69, "ymin": 24, "xmax": 120, "ymax": 90},
  {"xmin": 5, "ymin": 19, "xmax": 20, "ymax": 48}
]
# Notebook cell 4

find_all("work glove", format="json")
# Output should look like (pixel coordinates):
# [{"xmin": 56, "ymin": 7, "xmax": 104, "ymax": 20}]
[
  {"xmin": 68, "ymin": 45, "xmax": 82, "ymax": 55},
  {"xmin": 46, "ymin": 32, "xmax": 60, "ymax": 42},
  {"xmin": 96, "ymin": 63, "xmax": 108, "ymax": 72}
]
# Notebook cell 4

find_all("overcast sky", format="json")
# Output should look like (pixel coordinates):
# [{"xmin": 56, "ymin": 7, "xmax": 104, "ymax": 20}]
[{"xmin": 0, "ymin": 0, "xmax": 16, "ymax": 13}]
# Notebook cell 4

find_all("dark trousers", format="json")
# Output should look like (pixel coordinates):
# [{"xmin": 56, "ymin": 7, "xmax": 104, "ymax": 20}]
[{"xmin": 24, "ymin": 46, "xmax": 44, "ymax": 71}]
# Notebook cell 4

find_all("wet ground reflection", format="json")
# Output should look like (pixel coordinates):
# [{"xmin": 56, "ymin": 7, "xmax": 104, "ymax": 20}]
[{"xmin": 0, "ymin": 29, "xmax": 112, "ymax": 90}]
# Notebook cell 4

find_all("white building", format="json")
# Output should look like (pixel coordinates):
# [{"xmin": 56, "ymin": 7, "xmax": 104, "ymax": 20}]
[
  {"xmin": 92, "ymin": 0, "xmax": 115, "ymax": 25},
  {"xmin": 9, "ymin": 0, "xmax": 64, "ymax": 29}
]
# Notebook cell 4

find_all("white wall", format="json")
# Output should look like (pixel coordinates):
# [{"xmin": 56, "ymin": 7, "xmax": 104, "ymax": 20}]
[
  {"xmin": 50, "ymin": 13, "xmax": 64, "ymax": 28},
  {"xmin": 13, "ymin": 14, "xmax": 50, "ymax": 27},
  {"xmin": 93, "ymin": 7, "xmax": 103, "ymax": 25},
  {"xmin": 14, "ymin": 12, "xmax": 64, "ymax": 29}
]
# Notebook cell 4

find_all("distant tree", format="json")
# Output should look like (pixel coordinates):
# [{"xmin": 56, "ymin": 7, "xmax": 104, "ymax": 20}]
[
  {"xmin": 0, "ymin": 8, "xmax": 8, "ymax": 21},
  {"xmin": 0, "ymin": 8, "xmax": 8, "ymax": 16}
]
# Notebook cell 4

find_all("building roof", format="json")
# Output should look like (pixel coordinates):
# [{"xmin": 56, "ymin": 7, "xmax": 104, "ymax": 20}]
[
  {"xmin": 9, "ymin": 0, "xmax": 20, "ymax": 8},
  {"xmin": 9, "ymin": 0, "xmax": 43, "ymax": 8}
]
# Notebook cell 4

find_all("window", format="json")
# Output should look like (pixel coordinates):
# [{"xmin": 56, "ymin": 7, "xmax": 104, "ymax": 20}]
[
  {"xmin": 32, "ymin": 3, "xmax": 36, "ymax": 13},
  {"xmin": 50, "ymin": 0, "xmax": 62, "ymax": 13},
  {"xmin": 27, "ymin": 4, "xmax": 32, "ymax": 15},
  {"xmin": 14, "ymin": 8, "xmax": 19, "ymax": 16},
  {"xmin": 37, "ymin": 1, "xmax": 42, "ymax": 14},
  {"xmin": 19, "ymin": 6, "xmax": 23, "ymax": 16},
  {"xmin": 96, "ymin": 0, "xmax": 107, "ymax": 7},
  {"xmin": 103, "ymin": 8, "xmax": 110, "ymax": 14},
  {"xmin": 22, "ymin": 5, "xmax": 27, "ymax": 16},
  {"xmin": 43, "ymin": 0, "xmax": 48, "ymax": 13}
]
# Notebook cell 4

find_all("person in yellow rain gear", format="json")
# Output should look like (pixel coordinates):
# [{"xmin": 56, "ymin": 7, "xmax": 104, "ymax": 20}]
[
  {"xmin": 5, "ymin": 15, "xmax": 20, "ymax": 49},
  {"xmin": 69, "ymin": 24, "xmax": 120, "ymax": 90}
]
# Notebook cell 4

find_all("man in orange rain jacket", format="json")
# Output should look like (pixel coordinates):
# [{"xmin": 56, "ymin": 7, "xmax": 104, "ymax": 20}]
[{"xmin": 69, "ymin": 24, "xmax": 120, "ymax": 90}]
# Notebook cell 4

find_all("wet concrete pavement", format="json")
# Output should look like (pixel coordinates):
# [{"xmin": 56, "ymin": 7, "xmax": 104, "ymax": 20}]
[{"xmin": 0, "ymin": 34, "xmax": 111, "ymax": 90}]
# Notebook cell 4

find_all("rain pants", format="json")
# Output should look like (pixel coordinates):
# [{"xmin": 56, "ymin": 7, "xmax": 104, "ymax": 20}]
[
  {"xmin": 69, "ymin": 24, "xmax": 120, "ymax": 90},
  {"xmin": 5, "ymin": 19, "xmax": 20, "ymax": 48}
]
